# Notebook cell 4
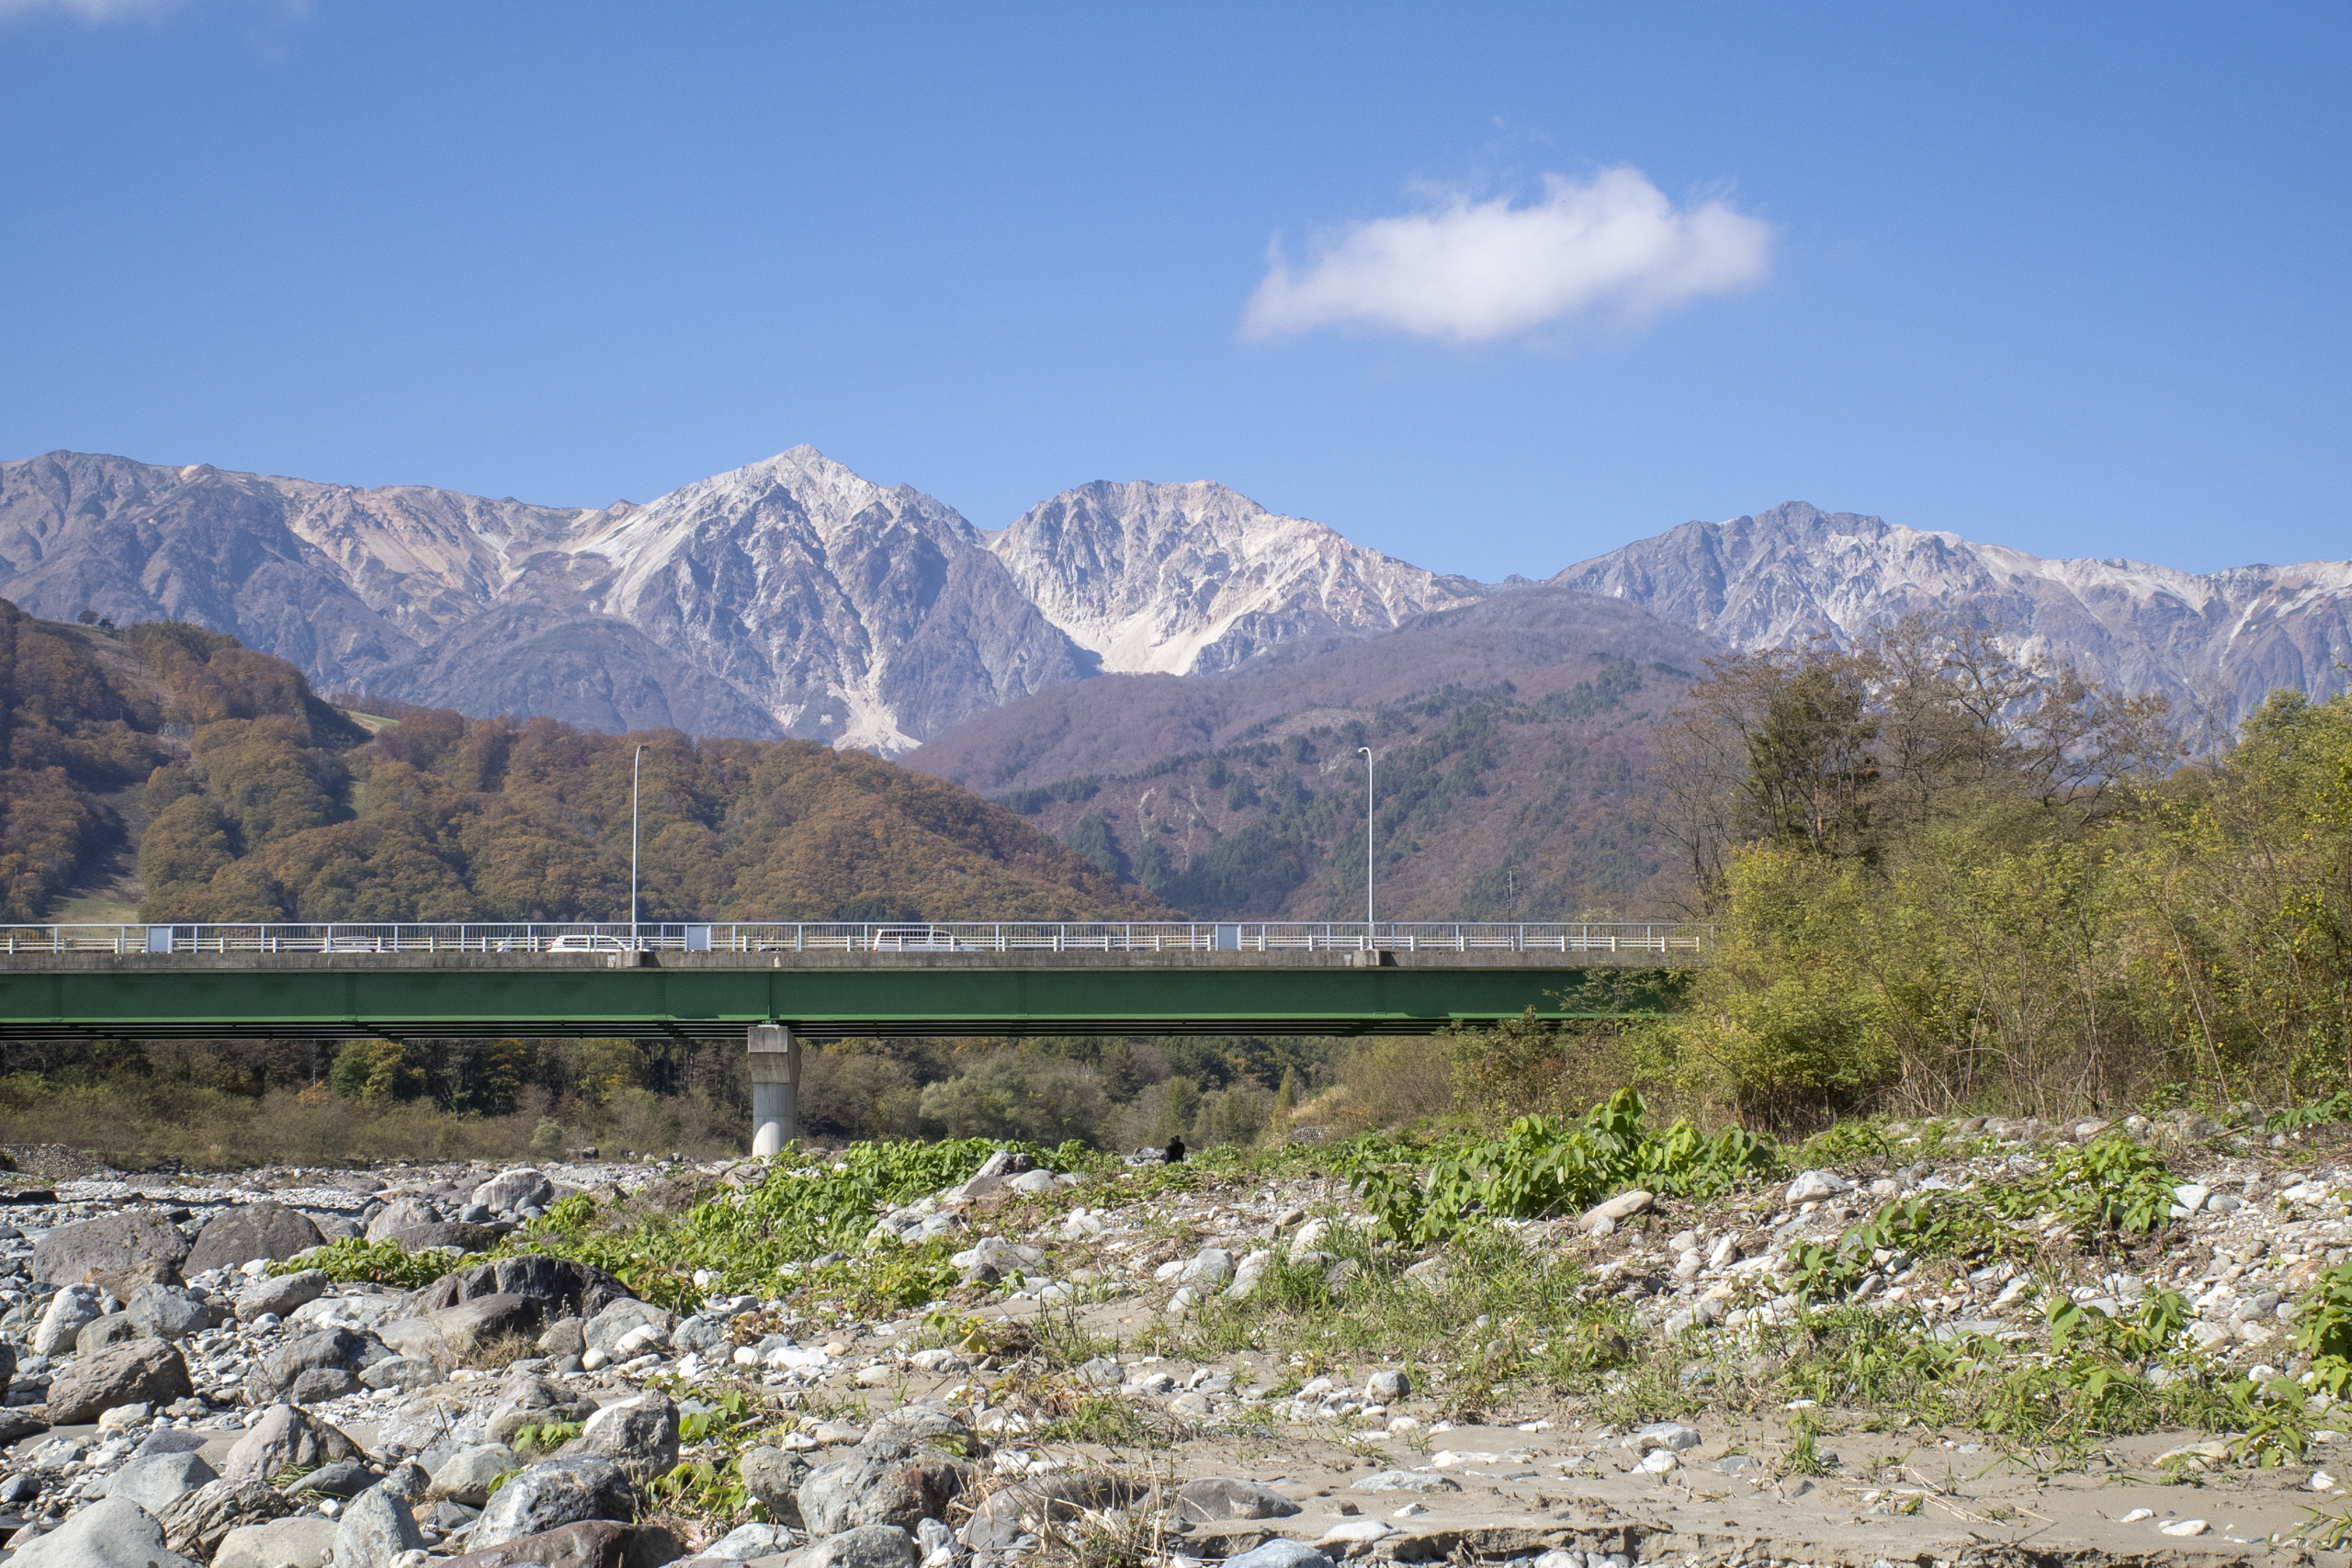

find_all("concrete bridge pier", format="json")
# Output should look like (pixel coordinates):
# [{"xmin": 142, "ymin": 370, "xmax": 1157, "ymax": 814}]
[{"xmin": 749, "ymin": 1023, "xmax": 797, "ymax": 1156}]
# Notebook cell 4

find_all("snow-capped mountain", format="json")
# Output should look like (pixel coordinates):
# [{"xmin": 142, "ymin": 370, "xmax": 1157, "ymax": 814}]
[
  {"xmin": 987, "ymin": 480, "xmax": 1484, "ymax": 675},
  {"xmin": 1555, "ymin": 502, "xmax": 2352, "ymax": 721}
]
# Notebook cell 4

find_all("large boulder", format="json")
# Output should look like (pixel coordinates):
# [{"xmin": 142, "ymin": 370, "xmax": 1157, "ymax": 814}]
[
  {"xmin": 211, "ymin": 1515, "xmax": 339, "ymax": 1568},
  {"xmin": 469, "ymin": 1455, "xmax": 637, "ymax": 1550},
  {"xmin": 582, "ymin": 1299, "xmax": 675, "ymax": 1359},
  {"xmin": 244, "ymin": 1325, "xmax": 376, "ymax": 1404},
  {"xmin": 333, "ymin": 1481, "xmax": 427, "ymax": 1566},
  {"xmin": 796, "ymin": 1524, "xmax": 921, "ymax": 1568},
  {"xmin": 235, "ymin": 1268, "xmax": 330, "ymax": 1321},
  {"xmin": 431, "ymin": 1442, "xmax": 520, "ymax": 1506},
  {"xmin": 365, "ymin": 1196, "xmax": 442, "ymax": 1241},
  {"xmin": 413, "ymin": 1257, "xmax": 633, "ymax": 1320},
  {"xmin": 798, "ymin": 1437, "xmax": 976, "ymax": 1536},
  {"xmin": 47, "ymin": 1337, "xmax": 193, "ymax": 1424},
  {"xmin": 106, "ymin": 1449, "xmax": 218, "ymax": 1514},
  {"xmin": 472, "ymin": 1168, "xmax": 556, "ymax": 1213},
  {"xmin": 31, "ymin": 1283, "xmax": 100, "ymax": 1355},
  {"xmin": 185, "ymin": 1202, "xmax": 326, "ymax": 1275},
  {"xmin": 77, "ymin": 1312, "xmax": 146, "ymax": 1356},
  {"xmin": 379, "ymin": 1292, "xmax": 545, "ymax": 1368},
  {"xmin": 156, "ymin": 1477, "xmax": 298, "ymax": 1562},
  {"xmin": 32, "ymin": 1208, "xmax": 189, "ymax": 1294},
  {"xmin": 222, "ymin": 1404, "xmax": 359, "ymax": 1479},
  {"xmin": 438, "ymin": 1519, "xmax": 684, "ymax": 1566},
  {"xmin": 560, "ymin": 1392, "xmax": 678, "ymax": 1486},
  {"xmin": 127, "ymin": 1281, "xmax": 225, "ymax": 1339},
  {"xmin": 7, "ymin": 1495, "xmax": 200, "ymax": 1567}
]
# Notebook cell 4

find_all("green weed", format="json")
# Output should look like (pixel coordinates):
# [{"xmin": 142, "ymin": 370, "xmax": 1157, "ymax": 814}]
[{"xmin": 270, "ymin": 1235, "xmax": 476, "ymax": 1289}]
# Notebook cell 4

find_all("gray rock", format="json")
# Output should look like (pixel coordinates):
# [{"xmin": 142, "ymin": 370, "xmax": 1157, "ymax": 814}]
[
  {"xmin": 1581, "ymin": 1190, "xmax": 1656, "ymax": 1225},
  {"xmin": 235, "ymin": 1268, "xmax": 330, "ymax": 1321},
  {"xmin": 1785, "ymin": 1169, "xmax": 1852, "ymax": 1203},
  {"xmin": 412, "ymin": 1258, "xmax": 634, "ymax": 1321},
  {"xmin": 1715, "ymin": 1454, "xmax": 1767, "ymax": 1475},
  {"xmin": 435, "ymin": 1520, "xmax": 681, "ymax": 1566},
  {"xmin": 366, "ymin": 1197, "xmax": 443, "ymax": 1242},
  {"xmin": 359, "ymin": 1355, "xmax": 442, "ymax": 1393},
  {"xmin": 800, "ymin": 1434, "xmax": 975, "ymax": 1537},
  {"xmin": 707, "ymin": 1521, "xmax": 803, "ymax": 1561},
  {"xmin": 1349, "ymin": 1470, "xmax": 1459, "ymax": 1493},
  {"xmin": 128, "ymin": 1281, "xmax": 224, "ymax": 1339},
  {"xmin": 32, "ymin": 1208, "xmax": 190, "ymax": 1296},
  {"xmin": 213, "ymin": 1514, "xmax": 340, "ymax": 1568},
  {"xmin": 107, "ymin": 1449, "xmax": 218, "ymax": 1513},
  {"xmin": 1175, "ymin": 1477, "xmax": 1302, "ymax": 1522},
  {"xmin": 471, "ymin": 1168, "xmax": 556, "ymax": 1214},
  {"xmin": 287, "ymin": 1460, "xmax": 378, "ymax": 1500},
  {"xmin": 157, "ymin": 1477, "xmax": 299, "ymax": 1562},
  {"xmin": 77, "ymin": 1311, "xmax": 148, "ymax": 1356},
  {"xmin": 1222, "ymin": 1542, "xmax": 1333, "ymax": 1568},
  {"xmin": 1178, "ymin": 1248, "xmax": 1234, "ymax": 1287},
  {"xmin": 247, "ymin": 1325, "xmax": 372, "ymax": 1403},
  {"xmin": 469, "ymin": 1455, "xmax": 636, "ymax": 1549},
  {"xmin": 135, "ymin": 1427, "xmax": 212, "ymax": 1458},
  {"xmin": 47, "ymin": 1336, "xmax": 193, "ymax": 1424},
  {"xmin": 431, "ymin": 1442, "xmax": 519, "ymax": 1506},
  {"xmin": 537, "ymin": 1317, "xmax": 588, "ymax": 1358},
  {"xmin": 7, "ymin": 1495, "xmax": 200, "ymax": 1567},
  {"xmin": 673, "ymin": 1315, "xmax": 727, "ymax": 1357},
  {"xmin": 796, "ymin": 1523, "xmax": 921, "ymax": 1568},
  {"xmin": 1623, "ymin": 1421, "xmax": 1702, "ymax": 1453},
  {"xmin": 582, "ymin": 1298, "xmax": 677, "ymax": 1359},
  {"xmin": 562, "ymin": 1391, "xmax": 679, "ymax": 1485},
  {"xmin": 378, "ymin": 1293, "xmax": 544, "ymax": 1367},
  {"xmin": 1364, "ymin": 1370, "xmax": 1408, "ymax": 1402},
  {"xmin": 860, "ymin": 1406, "xmax": 975, "ymax": 1456},
  {"xmin": 741, "ymin": 1446, "xmax": 811, "ymax": 1528},
  {"xmin": 293, "ymin": 1365, "xmax": 363, "ymax": 1403},
  {"xmin": 333, "ymin": 1480, "xmax": 427, "ymax": 1567},
  {"xmin": 222, "ymin": 1403, "xmax": 360, "ymax": 1479},
  {"xmin": 31, "ymin": 1283, "xmax": 100, "ymax": 1355},
  {"xmin": 186, "ymin": 1202, "xmax": 327, "ymax": 1275}
]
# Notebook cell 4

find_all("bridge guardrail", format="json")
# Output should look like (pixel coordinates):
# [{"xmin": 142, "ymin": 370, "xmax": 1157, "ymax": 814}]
[{"xmin": 0, "ymin": 920, "xmax": 1712, "ymax": 957}]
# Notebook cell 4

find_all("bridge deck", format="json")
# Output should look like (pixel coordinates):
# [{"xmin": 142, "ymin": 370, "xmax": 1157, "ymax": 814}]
[{"xmin": 0, "ymin": 947, "xmax": 1690, "ymax": 1043}]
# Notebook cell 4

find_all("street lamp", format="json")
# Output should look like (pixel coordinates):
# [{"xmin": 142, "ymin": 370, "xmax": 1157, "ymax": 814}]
[
  {"xmin": 629, "ymin": 744, "xmax": 644, "ymax": 951},
  {"xmin": 1357, "ymin": 745, "xmax": 1374, "ymax": 933}
]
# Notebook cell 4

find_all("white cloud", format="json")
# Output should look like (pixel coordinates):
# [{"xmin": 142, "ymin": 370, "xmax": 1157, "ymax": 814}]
[{"xmin": 1240, "ymin": 166, "xmax": 1771, "ymax": 344}]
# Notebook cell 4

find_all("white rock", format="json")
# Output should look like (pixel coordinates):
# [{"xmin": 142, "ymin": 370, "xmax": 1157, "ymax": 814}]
[
  {"xmin": 1582, "ymin": 1190, "xmax": 1655, "ymax": 1225},
  {"xmin": 2158, "ymin": 1518, "xmax": 2209, "ymax": 1537},
  {"xmin": 1785, "ymin": 1170, "xmax": 1852, "ymax": 1203}
]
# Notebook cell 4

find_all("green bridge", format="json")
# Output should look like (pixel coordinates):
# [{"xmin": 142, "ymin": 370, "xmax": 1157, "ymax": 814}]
[{"xmin": 0, "ymin": 920, "xmax": 1707, "ymax": 1152}]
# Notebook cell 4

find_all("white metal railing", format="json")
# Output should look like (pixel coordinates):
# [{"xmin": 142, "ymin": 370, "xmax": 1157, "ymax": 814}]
[{"xmin": 0, "ymin": 920, "xmax": 1712, "ymax": 957}]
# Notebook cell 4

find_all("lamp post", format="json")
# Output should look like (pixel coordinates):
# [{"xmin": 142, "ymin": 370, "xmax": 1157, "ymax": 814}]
[
  {"xmin": 629, "ymin": 744, "xmax": 644, "ymax": 951},
  {"xmin": 1357, "ymin": 745, "xmax": 1374, "ymax": 935}
]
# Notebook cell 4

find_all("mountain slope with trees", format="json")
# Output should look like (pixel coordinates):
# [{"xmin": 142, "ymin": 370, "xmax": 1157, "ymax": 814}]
[{"xmin": 0, "ymin": 599, "xmax": 1158, "ymax": 924}]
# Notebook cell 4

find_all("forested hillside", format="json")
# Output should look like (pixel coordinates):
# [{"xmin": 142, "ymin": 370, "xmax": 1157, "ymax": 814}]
[
  {"xmin": 0, "ymin": 599, "xmax": 1158, "ymax": 924},
  {"xmin": 1640, "ymin": 617, "xmax": 2352, "ymax": 1125}
]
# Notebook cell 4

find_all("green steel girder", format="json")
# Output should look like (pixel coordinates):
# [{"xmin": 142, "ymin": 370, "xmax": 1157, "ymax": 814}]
[{"xmin": 0, "ymin": 952, "xmax": 1680, "ymax": 1043}]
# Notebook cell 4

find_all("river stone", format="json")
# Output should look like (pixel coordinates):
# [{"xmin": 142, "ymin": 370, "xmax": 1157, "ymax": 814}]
[
  {"xmin": 469, "ymin": 1455, "xmax": 636, "ymax": 1549},
  {"xmin": 1350, "ymin": 1470, "xmax": 1459, "ymax": 1494},
  {"xmin": 1785, "ymin": 1169, "xmax": 1853, "ymax": 1203},
  {"xmin": 1176, "ymin": 1477, "xmax": 1303, "ymax": 1521},
  {"xmin": 1223, "ymin": 1542, "xmax": 1334, "ymax": 1568},
  {"xmin": 741, "ymin": 1446, "xmax": 811, "ymax": 1527},
  {"xmin": 798, "ymin": 1440, "xmax": 975, "ymax": 1535},
  {"xmin": 472, "ymin": 1168, "xmax": 557, "ymax": 1213},
  {"xmin": 136, "ymin": 1427, "xmax": 212, "ymax": 1458},
  {"xmin": 797, "ymin": 1524, "xmax": 921, "ymax": 1568},
  {"xmin": 366, "ymin": 1197, "xmax": 442, "ymax": 1241},
  {"xmin": 223, "ymin": 1403, "xmax": 360, "ymax": 1479},
  {"xmin": 31, "ymin": 1283, "xmax": 101, "ymax": 1355},
  {"xmin": 157, "ymin": 1477, "xmax": 299, "ymax": 1561},
  {"xmin": 560, "ymin": 1391, "xmax": 678, "ymax": 1485},
  {"xmin": 107, "ymin": 1449, "xmax": 218, "ymax": 1513},
  {"xmin": 235, "ymin": 1267, "xmax": 330, "ymax": 1321},
  {"xmin": 379, "ymin": 1292, "xmax": 545, "ymax": 1367},
  {"xmin": 186, "ymin": 1202, "xmax": 326, "ymax": 1275},
  {"xmin": 128, "ymin": 1281, "xmax": 223, "ymax": 1339},
  {"xmin": 7, "ymin": 1495, "xmax": 200, "ymax": 1567},
  {"xmin": 707, "ymin": 1521, "xmax": 802, "ymax": 1561},
  {"xmin": 47, "ymin": 1337, "xmax": 193, "ymax": 1424},
  {"xmin": 413, "ymin": 1257, "xmax": 634, "ymax": 1320},
  {"xmin": 334, "ymin": 1479, "xmax": 428, "ymax": 1566},
  {"xmin": 247, "ymin": 1325, "xmax": 372, "ymax": 1403},
  {"xmin": 436, "ymin": 1519, "xmax": 681, "ymax": 1566},
  {"xmin": 285, "ymin": 1459, "xmax": 377, "ymax": 1499},
  {"xmin": 32, "ymin": 1208, "xmax": 190, "ymax": 1294},
  {"xmin": 291, "ymin": 1365, "xmax": 362, "ymax": 1403},
  {"xmin": 582, "ymin": 1298, "xmax": 676, "ymax": 1359},
  {"xmin": 77, "ymin": 1311, "xmax": 148, "ymax": 1355},
  {"xmin": 213, "ymin": 1514, "xmax": 340, "ymax": 1568},
  {"xmin": 432, "ymin": 1442, "xmax": 520, "ymax": 1506}
]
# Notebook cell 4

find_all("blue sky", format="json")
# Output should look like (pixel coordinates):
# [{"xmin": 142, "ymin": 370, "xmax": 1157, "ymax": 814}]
[{"xmin": 2, "ymin": 3, "xmax": 2345, "ymax": 581}]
